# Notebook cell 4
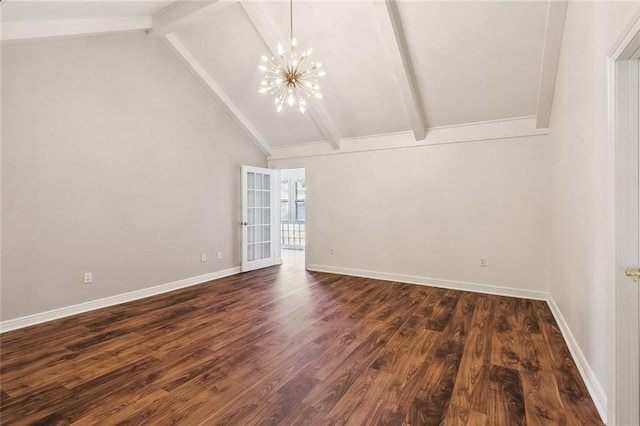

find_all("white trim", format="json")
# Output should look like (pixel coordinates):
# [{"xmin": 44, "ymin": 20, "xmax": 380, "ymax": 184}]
[
  {"xmin": 163, "ymin": 33, "xmax": 272, "ymax": 156},
  {"xmin": 268, "ymin": 116, "xmax": 548, "ymax": 160},
  {"xmin": 307, "ymin": 263, "xmax": 607, "ymax": 422},
  {"xmin": 535, "ymin": 0, "xmax": 568, "ymax": 129},
  {"xmin": 0, "ymin": 266, "xmax": 241, "ymax": 333},
  {"xmin": 0, "ymin": 17, "xmax": 152, "ymax": 42},
  {"xmin": 307, "ymin": 264, "xmax": 548, "ymax": 301},
  {"xmin": 607, "ymin": 53, "xmax": 619, "ymax": 426},
  {"xmin": 609, "ymin": 7, "xmax": 640, "ymax": 60},
  {"xmin": 374, "ymin": 0, "xmax": 426, "ymax": 141},
  {"xmin": 546, "ymin": 297, "xmax": 608, "ymax": 423}
]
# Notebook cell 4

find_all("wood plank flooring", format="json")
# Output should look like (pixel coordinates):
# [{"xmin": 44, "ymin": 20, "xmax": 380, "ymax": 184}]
[{"xmin": 1, "ymin": 252, "xmax": 603, "ymax": 425}]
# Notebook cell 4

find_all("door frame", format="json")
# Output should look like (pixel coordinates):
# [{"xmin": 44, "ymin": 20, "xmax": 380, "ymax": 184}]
[
  {"xmin": 609, "ymin": 9, "xmax": 640, "ymax": 425},
  {"xmin": 267, "ymin": 161, "xmax": 309, "ymax": 270},
  {"xmin": 280, "ymin": 168, "xmax": 307, "ymax": 251}
]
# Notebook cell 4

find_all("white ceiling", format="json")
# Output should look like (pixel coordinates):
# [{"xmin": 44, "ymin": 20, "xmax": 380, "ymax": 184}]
[
  {"xmin": 399, "ymin": 1, "xmax": 546, "ymax": 127},
  {"xmin": 1, "ymin": 0, "xmax": 562, "ymax": 156}
]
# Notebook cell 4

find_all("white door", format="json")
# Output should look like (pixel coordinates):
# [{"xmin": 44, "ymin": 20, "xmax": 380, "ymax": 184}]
[
  {"xmin": 241, "ymin": 166, "xmax": 279, "ymax": 272},
  {"xmin": 616, "ymin": 58, "xmax": 640, "ymax": 425}
]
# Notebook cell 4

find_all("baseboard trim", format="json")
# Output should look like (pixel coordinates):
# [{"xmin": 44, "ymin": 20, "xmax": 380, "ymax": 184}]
[
  {"xmin": 545, "ymin": 297, "xmax": 608, "ymax": 423},
  {"xmin": 307, "ymin": 263, "xmax": 607, "ymax": 422},
  {"xmin": 0, "ymin": 266, "xmax": 242, "ymax": 333},
  {"xmin": 307, "ymin": 264, "xmax": 548, "ymax": 300}
]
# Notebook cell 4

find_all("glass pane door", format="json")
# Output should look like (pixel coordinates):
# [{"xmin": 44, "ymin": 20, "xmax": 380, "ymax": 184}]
[{"xmin": 241, "ymin": 166, "xmax": 277, "ymax": 272}]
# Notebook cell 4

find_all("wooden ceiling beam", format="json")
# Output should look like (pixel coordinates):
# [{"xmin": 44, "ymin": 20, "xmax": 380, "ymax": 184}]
[
  {"xmin": 149, "ymin": 0, "xmax": 237, "ymax": 39},
  {"xmin": 535, "ymin": 0, "xmax": 568, "ymax": 129},
  {"xmin": 1, "ymin": 17, "xmax": 151, "ymax": 41},
  {"xmin": 374, "ymin": 0, "xmax": 426, "ymax": 141}
]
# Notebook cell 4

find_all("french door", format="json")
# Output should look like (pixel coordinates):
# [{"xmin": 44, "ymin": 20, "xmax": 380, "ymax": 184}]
[{"xmin": 241, "ymin": 166, "xmax": 279, "ymax": 272}]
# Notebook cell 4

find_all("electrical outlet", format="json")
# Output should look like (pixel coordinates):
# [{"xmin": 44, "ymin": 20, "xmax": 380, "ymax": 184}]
[
  {"xmin": 480, "ymin": 258, "xmax": 487, "ymax": 267},
  {"xmin": 201, "ymin": 253, "xmax": 207, "ymax": 262},
  {"xmin": 217, "ymin": 251, "xmax": 222, "ymax": 260},
  {"xmin": 84, "ymin": 272, "xmax": 92, "ymax": 284}
]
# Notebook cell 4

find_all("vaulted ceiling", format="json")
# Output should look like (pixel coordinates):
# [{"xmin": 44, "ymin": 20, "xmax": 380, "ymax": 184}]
[{"xmin": 1, "ymin": 0, "xmax": 567, "ymax": 158}]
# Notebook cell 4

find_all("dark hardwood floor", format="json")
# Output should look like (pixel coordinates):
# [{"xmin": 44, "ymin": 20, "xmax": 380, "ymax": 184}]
[{"xmin": 1, "ymin": 251, "xmax": 603, "ymax": 425}]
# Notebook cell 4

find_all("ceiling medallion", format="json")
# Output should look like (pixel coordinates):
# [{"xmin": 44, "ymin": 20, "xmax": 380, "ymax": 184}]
[{"xmin": 258, "ymin": 0, "xmax": 325, "ymax": 114}]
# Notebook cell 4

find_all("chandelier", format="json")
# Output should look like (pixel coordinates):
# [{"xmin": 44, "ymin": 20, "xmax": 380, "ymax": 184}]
[{"xmin": 258, "ymin": 0, "xmax": 325, "ymax": 114}]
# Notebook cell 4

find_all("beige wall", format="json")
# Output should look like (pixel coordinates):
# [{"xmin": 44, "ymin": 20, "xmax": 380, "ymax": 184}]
[
  {"xmin": 548, "ymin": 0, "xmax": 639, "ymax": 402},
  {"xmin": 271, "ymin": 134, "xmax": 551, "ymax": 294},
  {"xmin": 1, "ymin": 32, "xmax": 266, "ymax": 321}
]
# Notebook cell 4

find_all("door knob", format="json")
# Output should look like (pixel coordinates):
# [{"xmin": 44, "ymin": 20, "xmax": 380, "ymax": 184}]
[
  {"xmin": 241, "ymin": 221, "xmax": 248, "ymax": 226},
  {"xmin": 625, "ymin": 268, "xmax": 640, "ymax": 282}
]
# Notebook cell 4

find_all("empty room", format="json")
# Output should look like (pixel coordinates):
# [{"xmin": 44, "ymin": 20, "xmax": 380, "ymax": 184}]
[{"xmin": 2, "ymin": 0, "xmax": 640, "ymax": 424}]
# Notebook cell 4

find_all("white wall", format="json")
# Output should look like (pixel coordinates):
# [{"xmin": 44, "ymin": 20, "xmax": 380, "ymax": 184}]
[
  {"xmin": 1, "ymin": 32, "xmax": 266, "ymax": 321},
  {"xmin": 548, "ymin": 0, "xmax": 639, "ymax": 405},
  {"xmin": 271, "ymin": 134, "xmax": 551, "ymax": 294}
]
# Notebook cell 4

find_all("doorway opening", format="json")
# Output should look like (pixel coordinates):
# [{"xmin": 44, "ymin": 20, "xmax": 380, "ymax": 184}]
[{"xmin": 279, "ymin": 168, "xmax": 306, "ymax": 269}]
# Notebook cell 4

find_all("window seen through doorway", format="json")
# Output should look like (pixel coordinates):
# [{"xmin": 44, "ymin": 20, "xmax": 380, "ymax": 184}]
[{"xmin": 280, "ymin": 169, "xmax": 305, "ymax": 249}]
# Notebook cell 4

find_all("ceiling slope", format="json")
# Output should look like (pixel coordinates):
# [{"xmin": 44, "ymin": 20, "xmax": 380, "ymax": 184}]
[
  {"xmin": 397, "ymin": 1, "xmax": 547, "ymax": 128},
  {"xmin": 1, "ymin": 0, "xmax": 562, "ymax": 158},
  {"xmin": 164, "ymin": 32, "xmax": 273, "ymax": 156}
]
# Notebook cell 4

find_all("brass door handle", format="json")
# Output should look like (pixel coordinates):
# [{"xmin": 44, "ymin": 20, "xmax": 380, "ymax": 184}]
[
  {"xmin": 241, "ymin": 221, "xmax": 248, "ymax": 226},
  {"xmin": 625, "ymin": 268, "xmax": 640, "ymax": 282}
]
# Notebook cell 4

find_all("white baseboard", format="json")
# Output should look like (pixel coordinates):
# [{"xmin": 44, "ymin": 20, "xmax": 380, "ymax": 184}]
[
  {"xmin": 0, "ymin": 266, "xmax": 241, "ymax": 333},
  {"xmin": 307, "ymin": 263, "xmax": 607, "ymax": 422},
  {"xmin": 307, "ymin": 264, "xmax": 549, "ymax": 300},
  {"xmin": 545, "ymin": 297, "xmax": 608, "ymax": 423}
]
